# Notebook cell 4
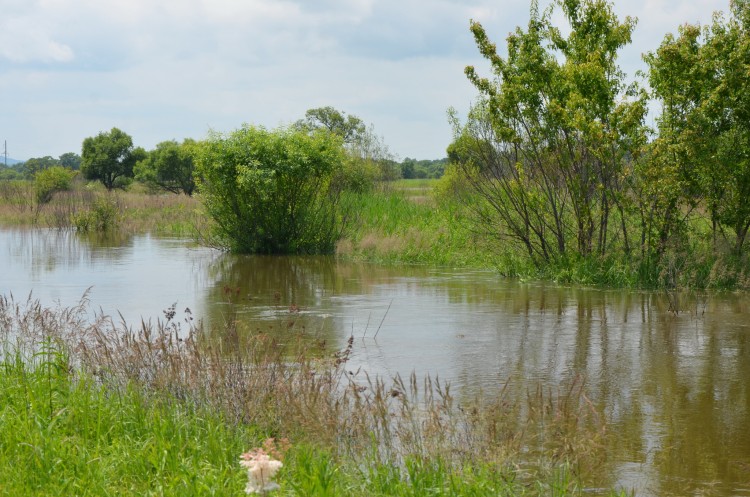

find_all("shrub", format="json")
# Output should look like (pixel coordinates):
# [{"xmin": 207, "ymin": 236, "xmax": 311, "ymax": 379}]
[
  {"xmin": 195, "ymin": 124, "xmax": 349, "ymax": 254},
  {"xmin": 72, "ymin": 196, "xmax": 119, "ymax": 232},
  {"xmin": 34, "ymin": 166, "xmax": 76, "ymax": 204}
]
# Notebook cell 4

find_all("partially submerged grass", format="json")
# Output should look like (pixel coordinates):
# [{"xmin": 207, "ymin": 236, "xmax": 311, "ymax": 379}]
[
  {"xmin": 0, "ymin": 181, "xmax": 203, "ymax": 237},
  {"xmin": 0, "ymin": 293, "xmax": 628, "ymax": 496}
]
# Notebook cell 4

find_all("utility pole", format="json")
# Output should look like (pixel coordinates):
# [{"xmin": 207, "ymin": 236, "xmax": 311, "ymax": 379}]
[{"xmin": 3, "ymin": 140, "xmax": 6, "ymax": 167}]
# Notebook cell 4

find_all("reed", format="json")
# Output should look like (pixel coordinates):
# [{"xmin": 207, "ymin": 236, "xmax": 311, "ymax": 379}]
[{"xmin": 0, "ymin": 293, "xmax": 628, "ymax": 496}]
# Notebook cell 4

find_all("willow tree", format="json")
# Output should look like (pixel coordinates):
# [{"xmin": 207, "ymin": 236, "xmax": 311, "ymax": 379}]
[
  {"xmin": 456, "ymin": 0, "xmax": 647, "ymax": 265},
  {"xmin": 646, "ymin": 1, "xmax": 750, "ymax": 255}
]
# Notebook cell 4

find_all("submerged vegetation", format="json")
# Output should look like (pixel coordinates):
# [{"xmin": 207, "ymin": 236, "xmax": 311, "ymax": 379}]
[{"xmin": 0, "ymin": 293, "xmax": 628, "ymax": 496}]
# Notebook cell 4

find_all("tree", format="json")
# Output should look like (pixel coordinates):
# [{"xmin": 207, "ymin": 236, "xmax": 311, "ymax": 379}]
[
  {"xmin": 296, "ymin": 107, "xmax": 398, "ymax": 187},
  {"xmin": 81, "ymin": 128, "xmax": 143, "ymax": 190},
  {"xmin": 59, "ymin": 152, "xmax": 81, "ymax": 170},
  {"xmin": 295, "ymin": 106, "xmax": 366, "ymax": 144},
  {"xmin": 646, "ymin": 1, "xmax": 750, "ymax": 254},
  {"xmin": 457, "ymin": 0, "xmax": 647, "ymax": 265},
  {"xmin": 21, "ymin": 156, "xmax": 60, "ymax": 179},
  {"xmin": 195, "ymin": 124, "xmax": 348, "ymax": 254},
  {"xmin": 134, "ymin": 139, "xmax": 197, "ymax": 195}
]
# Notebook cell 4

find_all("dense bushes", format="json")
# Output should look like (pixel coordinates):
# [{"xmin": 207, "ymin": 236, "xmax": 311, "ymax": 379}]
[
  {"xmin": 195, "ymin": 124, "xmax": 349, "ymax": 254},
  {"xmin": 34, "ymin": 166, "xmax": 76, "ymax": 204}
]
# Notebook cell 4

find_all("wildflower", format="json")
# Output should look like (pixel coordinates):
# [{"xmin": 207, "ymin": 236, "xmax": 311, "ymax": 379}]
[{"xmin": 240, "ymin": 449, "xmax": 283, "ymax": 494}]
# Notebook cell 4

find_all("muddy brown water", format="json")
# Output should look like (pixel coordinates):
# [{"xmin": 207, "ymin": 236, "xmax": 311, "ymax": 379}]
[{"xmin": 1, "ymin": 228, "xmax": 749, "ymax": 496}]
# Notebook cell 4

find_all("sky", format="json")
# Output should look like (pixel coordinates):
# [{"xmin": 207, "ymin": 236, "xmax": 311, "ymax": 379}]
[{"xmin": 0, "ymin": 0, "xmax": 731, "ymax": 162}]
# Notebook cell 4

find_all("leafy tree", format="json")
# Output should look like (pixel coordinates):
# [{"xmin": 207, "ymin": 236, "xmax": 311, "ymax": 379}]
[
  {"xmin": 134, "ymin": 139, "xmax": 197, "ymax": 195},
  {"xmin": 457, "ymin": 0, "xmax": 647, "ymax": 264},
  {"xmin": 81, "ymin": 128, "xmax": 143, "ymax": 190},
  {"xmin": 59, "ymin": 152, "xmax": 81, "ymax": 170},
  {"xmin": 646, "ymin": 1, "xmax": 750, "ymax": 254},
  {"xmin": 295, "ymin": 106, "xmax": 366, "ymax": 144},
  {"xmin": 195, "ymin": 125, "xmax": 348, "ymax": 254},
  {"xmin": 21, "ymin": 156, "xmax": 60, "ymax": 179},
  {"xmin": 297, "ymin": 107, "xmax": 398, "ymax": 187},
  {"xmin": 34, "ymin": 166, "xmax": 76, "ymax": 204}
]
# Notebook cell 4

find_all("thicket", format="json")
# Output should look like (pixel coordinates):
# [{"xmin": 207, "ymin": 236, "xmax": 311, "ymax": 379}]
[
  {"xmin": 34, "ymin": 165, "xmax": 77, "ymax": 204},
  {"xmin": 447, "ymin": 0, "xmax": 750, "ymax": 288},
  {"xmin": 195, "ymin": 125, "xmax": 350, "ymax": 254}
]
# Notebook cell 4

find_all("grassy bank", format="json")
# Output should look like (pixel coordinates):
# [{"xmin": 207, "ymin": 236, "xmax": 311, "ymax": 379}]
[{"xmin": 0, "ymin": 294, "xmax": 628, "ymax": 496}]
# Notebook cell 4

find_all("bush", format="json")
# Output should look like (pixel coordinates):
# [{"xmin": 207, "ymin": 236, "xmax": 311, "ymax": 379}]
[
  {"xmin": 72, "ymin": 196, "xmax": 119, "ymax": 232},
  {"xmin": 195, "ymin": 124, "xmax": 349, "ymax": 254},
  {"xmin": 34, "ymin": 166, "xmax": 76, "ymax": 204}
]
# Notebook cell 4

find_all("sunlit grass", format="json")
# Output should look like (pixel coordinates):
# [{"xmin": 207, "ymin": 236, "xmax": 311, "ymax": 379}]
[{"xmin": 0, "ymin": 293, "xmax": 628, "ymax": 496}]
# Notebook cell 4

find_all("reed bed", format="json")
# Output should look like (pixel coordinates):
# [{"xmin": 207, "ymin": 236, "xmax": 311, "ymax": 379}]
[{"xmin": 0, "ymin": 292, "xmax": 627, "ymax": 496}]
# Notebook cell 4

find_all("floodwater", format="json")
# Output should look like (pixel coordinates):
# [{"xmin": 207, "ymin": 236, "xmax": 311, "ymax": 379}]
[{"xmin": 1, "ymin": 228, "xmax": 749, "ymax": 496}]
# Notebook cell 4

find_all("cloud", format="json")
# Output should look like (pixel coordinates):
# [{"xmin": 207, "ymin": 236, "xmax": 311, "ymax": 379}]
[
  {"xmin": 0, "ymin": 0, "xmax": 733, "ymax": 162},
  {"xmin": 0, "ymin": 13, "xmax": 74, "ymax": 63}
]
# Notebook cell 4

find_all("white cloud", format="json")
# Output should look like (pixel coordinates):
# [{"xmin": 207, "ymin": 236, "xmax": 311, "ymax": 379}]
[{"xmin": 0, "ymin": 15, "xmax": 74, "ymax": 63}]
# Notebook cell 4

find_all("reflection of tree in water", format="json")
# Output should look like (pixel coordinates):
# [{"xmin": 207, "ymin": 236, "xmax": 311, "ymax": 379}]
[
  {"xmin": 196, "ymin": 254, "xmax": 750, "ymax": 495},
  {"xmin": 3, "ymin": 228, "xmax": 133, "ymax": 277}
]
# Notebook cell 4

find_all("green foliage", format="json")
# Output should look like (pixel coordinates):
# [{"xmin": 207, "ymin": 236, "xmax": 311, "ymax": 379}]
[
  {"xmin": 81, "ymin": 128, "xmax": 145, "ymax": 190},
  {"xmin": 195, "ymin": 124, "xmax": 349, "ymax": 254},
  {"xmin": 456, "ymin": 0, "xmax": 647, "ymax": 267},
  {"xmin": 134, "ymin": 139, "xmax": 197, "ymax": 195},
  {"xmin": 296, "ymin": 107, "xmax": 398, "ymax": 188},
  {"xmin": 34, "ymin": 165, "xmax": 76, "ymax": 204},
  {"xmin": 72, "ymin": 196, "xmax": 119, "ymax": 232},
  {"xmin": 400, "ymin": 157, "xmax": 447, "ymax": 179},
  {"xmin": 0, "ymin": 352, "xmax": 250, "ymax": 496},
  {"xmin": 295, "ymin": 106, "xmax": 367, "ymax": 145},
  {"xmin": 646, "ymin": 1, "xmax": 750, "ymax": 255},
  {"xmin": 59, "ymin": 152, "xmax": 81, "ymax": 170},
  {"xmin": 21, "ymin": 156, "xmax": 61, "ymax": 179}
]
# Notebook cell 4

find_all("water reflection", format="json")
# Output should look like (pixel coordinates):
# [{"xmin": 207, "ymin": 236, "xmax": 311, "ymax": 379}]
[{"xmin": 1, "ymin": 228, "xmax": 749, "ymax": 496}]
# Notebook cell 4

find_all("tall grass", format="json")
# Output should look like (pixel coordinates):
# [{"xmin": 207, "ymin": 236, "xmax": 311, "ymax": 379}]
[
  {"xmin": 0, "ymin": 180, "xmax": 203, "ymax": 236},
  {"xmin": 0, "ymin": 293, "xmax": 629, "ymax": 496},
  {"xmin": 337, "ymin": 185, "xmax": 497, "ymax": 267}
]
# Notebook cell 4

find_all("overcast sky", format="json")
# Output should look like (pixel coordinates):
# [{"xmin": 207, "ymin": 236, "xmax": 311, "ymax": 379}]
[{"xmin": 0, "ymin": 0, "xmax": 730, "ymax": 162}]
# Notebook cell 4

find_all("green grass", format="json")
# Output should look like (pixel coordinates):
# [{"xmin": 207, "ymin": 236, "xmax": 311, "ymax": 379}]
[
  {"xmin": 0, "ymin": 348, "xmax": 252, "ymax": 496},
  {"xmin": 337, "ymin": 188, "xmax": 498, "ymax": 267}
]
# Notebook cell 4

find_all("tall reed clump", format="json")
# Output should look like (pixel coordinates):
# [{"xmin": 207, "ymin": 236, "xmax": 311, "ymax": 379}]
[{"xmin": 0, "ymin": 293, "xmax": 628, "ymax": 496}]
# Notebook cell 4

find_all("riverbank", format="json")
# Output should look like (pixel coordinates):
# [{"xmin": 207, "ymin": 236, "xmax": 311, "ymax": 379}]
[
  {"xmin": 2, "ymin": 178, "xmax": 749, "ymax": 290},
  {"xmin": 0, "ymin": 293, "xmax": 627, "ymax": 496}
]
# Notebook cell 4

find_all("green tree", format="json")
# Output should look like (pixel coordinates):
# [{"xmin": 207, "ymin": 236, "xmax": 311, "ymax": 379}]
[
  {"xmin": 195, "ymin": 124, "xmax": 348, "ymax": 254},
  {"xmin": 59, "ymin": 152, "xmax": 81, "ymax": 170},
  {"xmin": 81, "ymin": 128, "xmax": 143, "ymax": 190},
  {"xmin": 21, "ymin": 156, "xmax": 60, "ymax": 179},
  {"xmin": 646, "ymin": 1, "xmax": 750, "ymax": 254},
  {"xmin": 297, "ymin": 107, "xmax": 398, "ymax": 187},
  {"xmin": 458, "ymin": 0, "xmax": 647, "ymax": 264},
  {"xmin": 134, "ymin": 139, "xmax": 197, "ymax": 195},
  {"xmin": 295, "ymin": 106, "xmax": 366, "ymax": 144}
]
